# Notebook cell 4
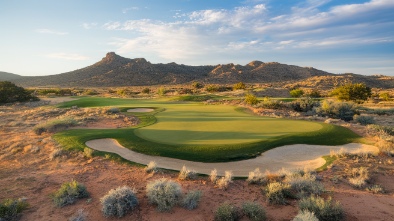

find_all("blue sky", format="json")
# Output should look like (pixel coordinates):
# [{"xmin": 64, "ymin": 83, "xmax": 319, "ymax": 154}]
[{"xmin": 1, "ymin": 0, "xmax": 393, "ymax": 76}]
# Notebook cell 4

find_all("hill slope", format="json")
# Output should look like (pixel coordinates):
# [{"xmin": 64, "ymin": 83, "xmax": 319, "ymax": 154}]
[
  {"xmin": 0, "ymin": 72, "xmax": 22, "ymax": 81},
  {"xmin": 10, "ymin": 52, "xmax": 394, "ymax": 88}
]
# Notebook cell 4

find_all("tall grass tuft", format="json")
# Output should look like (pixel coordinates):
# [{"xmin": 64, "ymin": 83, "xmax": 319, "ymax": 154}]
[
  {"xmin": 292, "ymin": 210, "xmax": 319, "ymax": 221},
  {"xmin": 146, "ymin": 178, "xmax": 182, "ymax": 212},
  {"xmin": 298, "ymin": 195, "xmax": 344, "ymax": 221},
  {"xmin": 210, "ymin": 169, "xmax": 218, "ymax": 183},
  {"xmin": 178, "ymin": 165, "xmax": 197, "ymax": 180},
  {"xmin": 33, "ymin": 117, "xmax": 78, "ymax": 135},
  {"xmin": 100, "ymin": 186, "xmax": 138, "ymax": 218},
  {"xmin": 217, "ymin": 171, "xmax": 233, "ymax": 190},
  {"xmin": 265, "ymin": 182, "xmax": 291, "ymax": 205},
  {"xmin": 247, "ymin": 168, "xmax": 267, "ymax": 185},
  {"xmin": 348, "ymin": 167, "xmax": 369, "ymax": 188},
  {"xmin": 52, "ymin": 180, "xmax": 89, "ymax": 207},
  {"xmin": 145, "ymin": 161, "xmax": 157, "ymax": 173}
]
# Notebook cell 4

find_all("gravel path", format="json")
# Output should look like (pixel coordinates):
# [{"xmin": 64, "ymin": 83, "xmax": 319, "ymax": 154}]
[{"xmin": 86, "ymin": 139, "xmax": 378, "ymax": 176}]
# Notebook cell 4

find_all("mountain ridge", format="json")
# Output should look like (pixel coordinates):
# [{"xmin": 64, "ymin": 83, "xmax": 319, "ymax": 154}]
[{"xmin": 8, "ymin": 52, "xmax": 394, "ymax": 88}]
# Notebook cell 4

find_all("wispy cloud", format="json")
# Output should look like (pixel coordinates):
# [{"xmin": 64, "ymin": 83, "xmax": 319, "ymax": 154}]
[
  {"xmin": 35, "ymin": 29, "xmax": 68, "ymax": 35},
  {"xmin": 47, "ymin": 53, "xmax": 90, "ymax": 60},
  {"xmin": 122, "ymin": 7, "xmax": 139, "ymax": 14},
  {"xmin": 81, "ymin": 23, "xmax": 97, "ymax": 29},
  {"xmin": 104, "ymin": 0, "xmax": 394, "ymax": 65}
]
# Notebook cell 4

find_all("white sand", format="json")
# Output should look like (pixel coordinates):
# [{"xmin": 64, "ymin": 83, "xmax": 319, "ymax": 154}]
[
  {"xmin": 127, "ymin": 108, "xmax": 154, "ymax": 113},
  {"xmin": 85, "ymin": 139, "xmax": 378, "ymax": 176}
]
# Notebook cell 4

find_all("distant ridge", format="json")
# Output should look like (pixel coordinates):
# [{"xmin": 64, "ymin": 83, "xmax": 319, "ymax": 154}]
[
  {"xmin": 0, "ymin": 72, "xmax": 22, "ymax": 81},
  {"xmin": 10, "ymin": 52, "xmax": 394, "ymax": 88}
]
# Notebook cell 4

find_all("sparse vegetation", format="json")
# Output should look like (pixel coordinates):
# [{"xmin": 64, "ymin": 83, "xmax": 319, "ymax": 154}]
[
  {"xmin": 366, "ymin": 184, "xmax": 385, "ymax": 194},
  {"xmin": 259, "ymin": 97, "xmax": 282, "ymax": 109},
  {"xmin": 331, "ymin": 83, "xmax": 372, "ymax": 103},
  {"xmin": 210, "ymin": 169, "xmax": 218, "ymax": 183},
  {"xmin": 284, "ymin": 171, "xmax": 325, "ymax": 197},
  {"xmin": 293, "ymin": 210, "xmax": 319, "ymax": 221},
  {"xmin": 157, "ymin": 87, "xmax": 168, "ymax": 96},
  {"xmin": 0, "ymin": 198, "xmax": 28, "ymax": 221},
  {"xmin": 298, "ymin": 196, "xmax": 344, "ymax": 221},
  {"xmin": 348, "ymin": 167, "xmax": 369, "ymax": 188},
  {"xmin": 182, "ymin": 190, "xmax": 202, "ymax": 210},
  {"xmin": 233, "ymin": 82, "xmax": 246, "ymax": 90},
  {"xmin": 100, "ymin": 186, "xmax": 139, "ymax": 218},
  {"xmin": 242, "ymin": 201, "xmax": 266, "ymax": 221},
  {"xmin": 316, "ymin": 100, "xmax": 357, "ymax": 121},
  {"xmin": 0, "ymin": 81, "xmax": 38, "ymax": 104},
  {"xmin": 245, "ymin": 94, "xmax": 259, "ymax": 105},
  {"xmin": 192, "ymin": 81, "xmax": 203, "ymax": 89},
  {"xmin": 68, "ymin": 209, "xmax": 87, "ymax": 221},
  {"xmin": 33, "ymin": 117, "xmax": 78, "ymax": 135},
  {"xmin": 178, "ymin": 165, "xmax": 197, "ymax": 180},
  {"xmin": 142, "ymin": 87, "xmax": 151, "ymax": 94},
  {"xmin": 216, "ymin": 171, "xmax": 233, "ymax": 190},
  {"xmin": 246, "ymin": 168, "xmax": 267, "ymax": 185},
  {"xmin": 353, "ymin": 115, "xmax": 375, "ymax": 125},
  {"xmin": 290, "ymin": 89, "xmax": 304, "ymax": 98},
  {"xmin": 214, "ymin": 202, "xmax": 240, "ymax": 221},
  {"xmin": 52, "ymin": 180, "xmax": 89, "ymax": 207},
  {"xmin": 146, "ymin": 178, "xmax": 182, "ymax": 212},
  {"xmin": 145, "ymin": 161, "xmax": 157, "ymax": 173},
  {"xmin": 265, "ymin": 182, "xmax": 291, "ymax": 205}
]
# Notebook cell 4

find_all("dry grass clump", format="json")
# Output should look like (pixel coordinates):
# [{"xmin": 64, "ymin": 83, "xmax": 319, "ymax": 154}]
[
  {"xmin": 366, "ymin": 184, "xmax": 385, "ymax": 194},
  {"xmin": 214, "ymin": 202, "xmax": 240, "ymax": 221},
  {"xmin": 182, "ymin": 190, "xmax": 202, "ymax": 210},
  {"xmin": 265, "ymin": 182, "xmax": 292, "ymax": 205},
  {"xmin": 348, "ymin": 167, "xmax": 369, "ymax": 188},
  {"xmin": 178, "ymin": 165, "xmax": 197, "ymax": 180},
  {"xmin": 216, "ymin": 171, "xmax": 233, "ymax": 190},
  {"xmin": 144, "ymin": 161, "xmax": 157, "ymax": 173},
  {"xmin": 0, "ymin": 198, "xmax": 28, "ymax": 221},
  {"xmin": 83, "ymin": 147, "xmax": 94, "ymax": 158},
  {"xmin": 52, "ymin": 180, "xmax": 89, "ymax": 207},
  {"xmin": 49, "ymin": 148, "xmax": 67, "ymax": 160},
  {"xmin": 246, "ymin": 168, "xmax": 267, "ymax": 185},
  {"xmin": 284, "ymin": 171, "xmax": 325, "ymax": 197},
  {"xmin": 242, "ymin": 201, "xmax": 266, "ymax": 221},
  {"xmin": 292, "ymin": 210, "xmax": 319, "ymax": 221},
  {"xmin": 100, "ymin": 186, "xmax": 138, "ymax": 218},
  {"xmin": 146, "ymin": 178, "xmax": 182, "ymax": 212},
  {"xmin": 33, "ymin": 117, "xmax": 78, "ymax": 135},
  {"xmin": 210, "ymin": 169, "xmax": 218, "ymax": 183},
  {"xmin": 298, "ymin": 195, "xmax": 344, "ymax": 221}
]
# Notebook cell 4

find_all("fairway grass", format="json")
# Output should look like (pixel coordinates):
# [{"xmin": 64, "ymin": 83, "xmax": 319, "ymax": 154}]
[{"xmin": 54, "ymin": 97, "xmax": 363, "ymax": 162}]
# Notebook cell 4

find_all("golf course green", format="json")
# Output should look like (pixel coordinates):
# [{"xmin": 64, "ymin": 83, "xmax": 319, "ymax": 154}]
[{"xmin": 54, "ymin": 97, "xmax": 362, "ymax": 162}]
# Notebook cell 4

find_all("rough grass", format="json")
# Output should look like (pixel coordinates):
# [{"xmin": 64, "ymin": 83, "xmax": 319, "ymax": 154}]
[
  {"xmin": 33, "ymin": 117, "xmax": 78, "ymax": 135},
  {"xmin": 52, "ymin": 180, "xmax": 89, "ymax": 207},
  {"xmin": 265, "ymin": 182, "xmax": 292, "ymax": 205},
  {"xmin": 178, "ymin": 165, "xmax": 197, "ymax": 180}
]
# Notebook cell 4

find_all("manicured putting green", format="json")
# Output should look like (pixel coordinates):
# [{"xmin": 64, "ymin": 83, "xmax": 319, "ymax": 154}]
[{"xmin": 135, "ymin": 104, "xmax": 322, "ymax": 145}]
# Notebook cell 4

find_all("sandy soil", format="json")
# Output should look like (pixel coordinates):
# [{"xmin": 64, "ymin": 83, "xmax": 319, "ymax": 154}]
[
  {"xmin": 127, "ymin": 108, "xmax": 154, "ymax": 112},
  {"xmin": 86, "ymin": 139, "xmax": 379, "ymax": 176},
  {"xmin": 1, "ymin": 101, "xmax": 393, "ymax": 221}
]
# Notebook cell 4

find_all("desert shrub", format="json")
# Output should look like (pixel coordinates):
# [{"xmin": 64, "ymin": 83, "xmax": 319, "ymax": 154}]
[
  {"xmin": 366, "ymin": 184, "xmax": 385, "ymax": 194},
  {"xmin": 284, "ymin": 171, "xmax": 325, "ymax": 197},
  {"xmin": 178, "ymin": 88, "xmax": 193, "ymax": 94},
  {"xmin": 259, "ymin": 97, "xmax": 282, "ymax": 109},
  {"xmin": 210, "ymin": 169, "xmax": 218, "ymax": 183},
  {"xmin": 242, "ymin": 201, "xmax": 266, "ymax": 221},
  {"xmin": 379, "ymin": 92, "xmax": 391, "ymax": 101},
  {"xmin": 366, "ymin": 124, "xmax": 394, "ymax": 137},
  {"xmin": 233, "ymin": 82, "xmax": 246, "ymax": 90},
  {"xmin": 141, "ymin": 87, "xmax": 151, "ymax": 94},
  {"xmin": 178, "ymin": 165, "xmax": 197, "ymax": 180},
  {"xmin": 0, "ymin": 198, "xmax": 28, "ymax": 221},
  {"xmin": 145, "ymin": 161, "xmax": 157, "ymax": 173},
  {"xmin": 293, "ymin": 210, "xmax": 319, "ymax": 221},
  {"xmin": 290, "ymin": 97, "xmax": 320, "ymax": 112},
  {"xmin": 298, "ymin": 195, "xmax": 344, "ymax": 221},
  {"xmin": 157, "ymin": 87, "xmax": 168, "ymax": 96},
  {"xmin": 290, "ymin": 89, "xmax": 304, "ymax": 98},
  {"xmin": 316, "ymin": 100, "xmax": 356, "ymax": 121},
  {"xmin": 265, "ymin": 182, "xmax": 291, "ymax": 205},
  {"xmin": 246, "ymin": 168, "xmax": 267, "ymax": 185},
  {"xmin": 308, "ymin": 89, "xmax": 322, "ymax": 98},
  {"xmin": 0, "ymin": 81, "xmax": 38, "ymax": 104},
  {"xmin": 245, "ymin": 94, "xmax": 259, "ymax": 105},
  {"xmin": 146, "ymin": 178, "xmax": 182, "ymax": 212},
  {"xmin": 105, "ymin": 107, "xmax": 120, "ymax": 114},
  {"xmin": 52, "ymin": 180, "xmax": 89, "ymax": 207},
  {"xmin": 83, "ymin": 89, "xmax": 98, "ymax": 95},
  {"xmin": 49, "ymin": 148, "xmax": 66, "ymax": 160},
  {"xmin": 353, "ymin": 115, "xmax": 375, "ymax": 125},
  {"xmin": 348, "ymin": 167, "xmax": 369, "ymax": 188},
  {"xmin": 331, "ymin": 83, "xmax": 371, "ymax": 103},
  {"xmin": 69, "ymin": 209, "xmax": 87, "ymax": 221},
  {"xmin": 192, "ymin": 81, "xmax": 203, "ymax": 89},
  {"xmin": 217, "ymin": 171, "xmax": 233, "ymax": 190},
  {"xmin": 214, "ymin": 202, "xmax": 240, "ymax": 221},
  {"xmin": 206, "ymin": 84, "xmax": 220, "ymax": 92},
  {"xmin": 83, "ymin": 147, "xmax": 94, "ymax": 158},
  {"xmin": 182, "ymin": 190, "xmax": 202, "ymax": 210},
  {"xmin": 33, "ymin": 117, "xmax": 78, "ymax": 135},
  {"xmin": 100, "ymin": 186, "xmax": 138, "ymax": 218}
]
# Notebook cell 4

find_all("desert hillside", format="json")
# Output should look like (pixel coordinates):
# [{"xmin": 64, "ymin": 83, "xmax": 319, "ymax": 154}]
[
  {"xmin": 0, "ymin": 71, "xmax": 23, "ymax": 81},
  {"xmin": 9, "ymin": 52, "xmax": 394, "ymax": 88}
]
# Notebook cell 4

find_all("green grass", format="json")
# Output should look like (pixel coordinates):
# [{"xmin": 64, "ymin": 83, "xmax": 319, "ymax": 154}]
[{"xmin": 53, "ymin": 97, "xmax": 362, "ymax": 162}]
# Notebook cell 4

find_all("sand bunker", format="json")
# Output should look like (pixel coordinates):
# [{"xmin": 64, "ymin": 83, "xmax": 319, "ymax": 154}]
[
  {"xmin": 85, "ymin": 139, "xmax": 378, "ymax": 176},
  {"xmin": 127, "ymin": 108, "xmax": 154, "ymax": 113}
]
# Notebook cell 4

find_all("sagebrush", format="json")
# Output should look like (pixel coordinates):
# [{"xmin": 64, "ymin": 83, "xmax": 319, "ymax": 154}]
[
  {"xmin": 146, "ymin": 178, "xmax": 182, "ymax": 211},
  {"xmin": 52, "ymin": 180, "xmax": 89, "ymax": 207},
  {"xmin": 100, "ymin": 186, "xmax": 138, "ymax": 218}
]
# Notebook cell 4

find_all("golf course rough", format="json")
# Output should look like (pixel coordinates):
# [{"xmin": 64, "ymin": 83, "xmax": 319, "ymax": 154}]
[{"xmin": 55, "ymin": 97, "xmax": 362, "ymax": 162}]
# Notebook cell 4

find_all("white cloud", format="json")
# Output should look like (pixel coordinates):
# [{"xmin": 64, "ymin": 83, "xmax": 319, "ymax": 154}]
[
  {"xmin": 47, "ymin": 53, "xmax": 90, "ymax": 60},
  {"xmin": 122, "ymin": 7, "xmax": 139, "ymax": 14},
  {"xmin": 35, "ymin": 29, "xmax": 68, "ymax": 35},
  {"xmin": 81, "ymin": 23, "xmax": 97, "ymax": 29}
]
